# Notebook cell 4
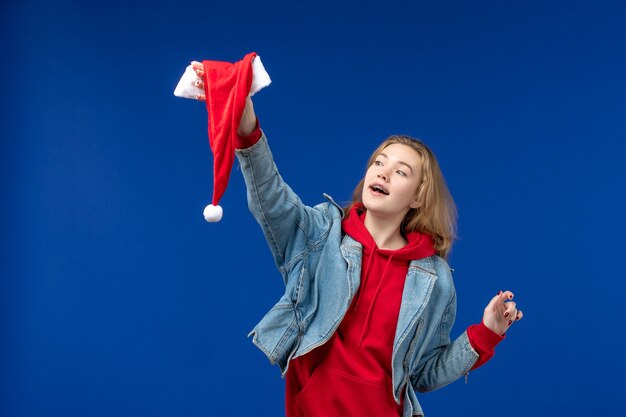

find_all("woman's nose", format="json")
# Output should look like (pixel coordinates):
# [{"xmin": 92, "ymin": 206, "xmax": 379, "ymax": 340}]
[{"xmin": 377, "ymin": 172, "xmax": 388, "ymax": 181}]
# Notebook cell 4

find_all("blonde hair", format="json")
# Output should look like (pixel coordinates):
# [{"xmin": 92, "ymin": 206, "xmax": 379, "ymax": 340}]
[{"xmin": 346, "ymin": 135, "xmax": 457, "ymax": 259}]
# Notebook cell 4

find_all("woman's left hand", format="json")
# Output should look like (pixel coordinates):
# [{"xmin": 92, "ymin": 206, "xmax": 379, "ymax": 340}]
[
  {"xmin": 483, "ymin": 290, "xmax": 523, "ymax": 336},
  {"xmin": 191, "ymin": 61, "xmax": 206, "ymax": 101}
]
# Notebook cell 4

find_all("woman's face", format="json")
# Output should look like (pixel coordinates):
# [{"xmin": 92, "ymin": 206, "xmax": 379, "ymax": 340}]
[{"xmin": 361, "ymin": 143, "xmax": 423, "ymax": 220}]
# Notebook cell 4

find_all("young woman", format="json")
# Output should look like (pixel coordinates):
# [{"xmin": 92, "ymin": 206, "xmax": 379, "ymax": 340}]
[{"xmin": 193, "ymin": 63, "xmax": 523, "ymax": 417}]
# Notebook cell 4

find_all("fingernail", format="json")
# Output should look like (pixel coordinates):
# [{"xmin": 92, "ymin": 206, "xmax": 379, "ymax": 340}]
[
  {"xmin": 516, "ymin": 316, "xmax": 520, "ymax": 321},
  {"xmin": 507, "ymin": 320, "xmax": 513, "ymax": 325},
  {"xmin": 504, "ymin": 312, "xmax": 509, "ymax": 318},
  {"xmin": 497, "ymin": 291, "xmax": 502, "ymax": 296}
]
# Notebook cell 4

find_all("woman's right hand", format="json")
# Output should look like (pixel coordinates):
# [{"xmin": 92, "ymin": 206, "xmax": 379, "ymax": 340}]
[{"xmin": 190, "ymin": 61, "xmax": 257, "ymax": 136}]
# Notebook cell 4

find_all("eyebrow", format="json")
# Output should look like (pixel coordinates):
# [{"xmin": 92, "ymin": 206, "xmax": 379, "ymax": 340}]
[{"xmin": 378, "ymin": 152, "xmax": 415, "ymax": 175}]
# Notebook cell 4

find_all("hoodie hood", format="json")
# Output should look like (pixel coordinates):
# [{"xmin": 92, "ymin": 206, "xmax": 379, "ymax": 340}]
[{"xmin": 342, "ymin": 204, "xmax": 436, "ymax": 261}]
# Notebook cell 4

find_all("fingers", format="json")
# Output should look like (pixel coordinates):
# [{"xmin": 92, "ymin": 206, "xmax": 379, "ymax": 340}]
[
  {"xmin": 485, "ymin": 290, "xmax": 512, "ymax": 313},
  {"xmin": 191, "ymin": 61, "xmax": 205, "ymax": 77},
  {"xmin": 498, "ymin": 290, "xmax": 523, "ymax": 325},
  {"xmin": 189, "ymin": 61, "xmax": 206, "ymax": 101},
  {"xmin": 490, "ymin": 289, "xmax": 522, "ymax": 319},
  {"xmin": 500, "ymin": 290, "xmax": 514, "ymax": 302},
  {"xmin": 503, "ymin": 301, "xmax": 517, "ymax": 325}
]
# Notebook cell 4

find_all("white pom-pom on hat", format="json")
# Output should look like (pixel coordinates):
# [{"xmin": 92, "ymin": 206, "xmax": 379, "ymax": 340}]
[{"xmin": 203, "ymin": 204, "xmax": 223, "ymax": 222}]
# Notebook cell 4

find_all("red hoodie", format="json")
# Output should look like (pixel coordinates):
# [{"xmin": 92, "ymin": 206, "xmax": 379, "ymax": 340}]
[
  {"xmin": 236, "ymin": 127, "xmax": 503, "ymax": 416},
  {"xmin": 286, "ymin": 206, "xmax": 437, "ymax": 416}
]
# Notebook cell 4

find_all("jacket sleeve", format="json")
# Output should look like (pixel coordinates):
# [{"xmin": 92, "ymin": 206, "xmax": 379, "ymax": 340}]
[
  {"xmin": 410, "ymin": 292, "xmax": 480, "ymax": 393},
  {"xmin": 235, "ymin": 132, "xmax": 335, "ymax": 278}
]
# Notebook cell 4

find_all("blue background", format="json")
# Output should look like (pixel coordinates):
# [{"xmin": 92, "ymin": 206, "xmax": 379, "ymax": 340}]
[{"xmin": 2, "ymin": 1, "xmax": 625, "ymax": 416}]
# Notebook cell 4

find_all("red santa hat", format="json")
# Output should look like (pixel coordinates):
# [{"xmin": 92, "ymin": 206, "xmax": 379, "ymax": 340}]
[{"xmin": 174, "ymin": 52, "xmax": 271, "ymax": 222}]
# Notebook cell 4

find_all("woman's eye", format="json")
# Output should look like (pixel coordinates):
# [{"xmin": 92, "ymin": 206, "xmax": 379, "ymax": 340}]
[
  {"xmin": 396, "ymin": 170, "xmax": 406, "ymax": 176},
  {"xmin": 374, "ymin": 161, "xmax": 382, "ymax": 166}
]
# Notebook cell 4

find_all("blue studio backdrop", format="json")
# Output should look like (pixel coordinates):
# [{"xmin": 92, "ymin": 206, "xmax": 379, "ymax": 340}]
[{"xmin": 2, "ymin": 1, "xmax": 625, "ymax": 416}]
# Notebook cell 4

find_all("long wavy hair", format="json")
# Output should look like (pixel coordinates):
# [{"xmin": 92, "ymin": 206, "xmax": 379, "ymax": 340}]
[{"xmin": 345, "ymin": 135, "xmax": 457, "ymax": 259}]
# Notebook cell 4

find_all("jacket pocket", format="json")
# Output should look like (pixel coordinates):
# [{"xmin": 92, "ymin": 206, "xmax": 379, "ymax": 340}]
[{"xmin": 295, "ymin": 364, "xmax": 399, "ymax": 417}]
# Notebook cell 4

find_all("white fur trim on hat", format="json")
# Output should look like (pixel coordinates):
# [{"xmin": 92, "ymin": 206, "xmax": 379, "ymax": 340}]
[
  {"xmin": 250, "ymin": 56, "xmax": 272, "ymax": 96},
  {"xmin": 174, "ymin": 56, "xmax": 271, "ymax": 101},
  {"xmin": 173, "ymin": 65, "xmax": 204, "ymax": 100}
]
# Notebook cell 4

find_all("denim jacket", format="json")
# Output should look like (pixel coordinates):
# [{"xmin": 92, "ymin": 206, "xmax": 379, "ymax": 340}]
[{"xmin": 235, "ymin": 134, "xmax": 479, "ymax": 417}]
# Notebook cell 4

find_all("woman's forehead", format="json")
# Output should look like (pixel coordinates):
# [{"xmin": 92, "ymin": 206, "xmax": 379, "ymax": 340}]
[{"xmin": 377, "ymin": 143, "xmax": 423, "ymax": 166}]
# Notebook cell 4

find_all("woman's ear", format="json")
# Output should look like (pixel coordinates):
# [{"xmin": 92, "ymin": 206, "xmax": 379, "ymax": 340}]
[{"xmin": 410, "ymin": 184, "xmax": 423, "ymax": 209}]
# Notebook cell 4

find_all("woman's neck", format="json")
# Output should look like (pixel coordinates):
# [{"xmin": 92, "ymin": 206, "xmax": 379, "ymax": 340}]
[{"xmin": 363, "ymin": 210, "xmax": 407, "ymax": 250}]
